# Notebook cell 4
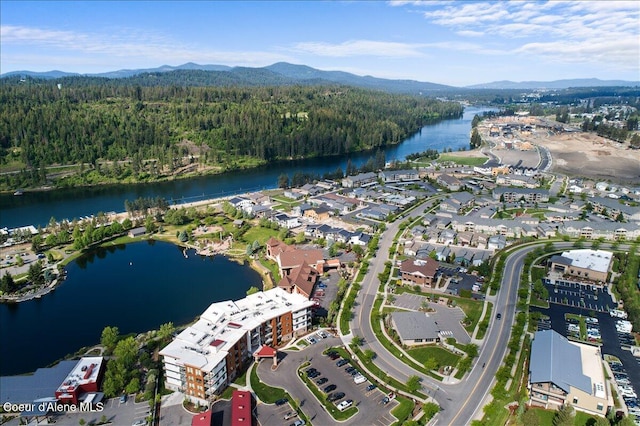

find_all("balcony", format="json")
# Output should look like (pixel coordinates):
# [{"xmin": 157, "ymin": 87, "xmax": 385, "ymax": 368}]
[{"xmin": 533, "ymin": 383, "xmax": 566, "ymax": 396}]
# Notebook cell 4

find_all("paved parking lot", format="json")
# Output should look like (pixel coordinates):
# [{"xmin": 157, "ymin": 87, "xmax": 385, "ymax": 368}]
[
  {"xmin": 256, "ymin": 333, "xmax": 400, "ymax": 425},
  {"xmin": 30, "ymin": 395, "xmax": 152, "ymax": 426},
  {"xmin": 543, "ymin": 278, "xmax": 615, "ymax": 312},
  {"xmin": 392, "ymin": 293, "xmax": 471, "ymax": 344}
]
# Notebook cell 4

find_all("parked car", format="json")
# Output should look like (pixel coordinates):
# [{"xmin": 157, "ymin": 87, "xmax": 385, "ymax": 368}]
[
  {"xmin": 308, "ymin": 371, "xmax": 321, "ymax": 378},
  {"xmin": 323, "ymin": 384, "xmax": 337, "ymax": 393},
  {"xmin": 316, "ymin": 377, "xmax": 328, "ymax": 385},
  {"xmin": 290, "ymin": 420, "xmax": 306, "ymax": 426},
  {"xmin": 328, "ymin": 352, "xmax": 340, "ymax": 360},
  {"xmin": 366, "ymin": 384, "xmax": 377, "ymax": 392},
  {"xmin": 337, "ymin": 399, "xmax": 353, "ymax": 411},
  {"xmin": 328, "ymin": 392, "xmax": 345, "ymax": 402},
  {"xmin": 336, "ymin": 359, "xmax": 349, "ymax": 367},
  {"xmin": 275, "ymin": 398, "xmax": 289, "ymax": 406},
  {"xmin": 284, "ymin": 412, "xmax": 297, "ymax": 420},
  {"xmin": 381, "ymin": 396, "xmax": 390, "ymax": 405},
  {"xmin": 345, "ymin": 366, "xmax": 356, "ymax": 374},
  {"xmin": 120, "ymin": 394, "xmax": 127, "ymax": 403}
]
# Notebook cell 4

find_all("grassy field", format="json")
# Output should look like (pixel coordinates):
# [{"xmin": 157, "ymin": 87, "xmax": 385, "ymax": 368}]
[
  {"xmin": 406, "ymin": 346, "xmax": 460, "ymax": 369},
  {"xmin": 436, "ymin": 154, "xmax": 488, "ymax": 166}
]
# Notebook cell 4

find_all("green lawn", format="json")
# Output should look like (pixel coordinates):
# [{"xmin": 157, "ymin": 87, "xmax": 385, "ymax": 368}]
[
  {"xmin": 390, "ymin": 396, "xmax": 414, "ymax": 426},
  {"xmin": 406, "ymin": 346, "xmax": 460, "ymax": 369},
  {"xmin": 243, "ymin": 226, "xmax": 280, "ymax": 245},
  {"xmin": 249, "ymin": 364, "xmax": 287, "ymax": 403},
  {"xmin": 436, "ymin": 154, "xmax": 488, "ymax": 166}
]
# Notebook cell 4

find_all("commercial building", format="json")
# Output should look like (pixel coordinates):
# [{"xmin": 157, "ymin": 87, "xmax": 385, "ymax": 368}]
[
  {"xmin": 390, "ymin": 312, "xmax": 440, "ymax": 346},
  {"xmin": 399, "ymin": 258, "xmax": 438, "ymax": 287},
  {"xmin": 549, "ymin": 249, "xmax": 612, "ymax": 283},
  {"xmin": 55, "ymin": 357, "xmax": 105, "ymax": 404},
  {"xmin": 159, "ymin": 288, "xmax": 314, "ymax": 406},
  {"xmin": 529, "ymin": 330, "xmax": 611, "ymax": 417}
]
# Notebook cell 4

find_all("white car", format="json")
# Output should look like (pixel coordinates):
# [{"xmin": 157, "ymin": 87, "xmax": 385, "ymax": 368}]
[{"xmin": 337, "ymin": 399, "xmax": 353, "ymax": 411}]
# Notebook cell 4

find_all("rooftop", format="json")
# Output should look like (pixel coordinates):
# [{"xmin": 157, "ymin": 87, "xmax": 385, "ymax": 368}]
[
  {"xmin": 529, "ymin": 330, "xmax": 595, "ymax": 396},
  {"xmin": 558, "ymin": 249, "xmax": 613, "ymax": 274},
  {"xmin": 56, "ymin": 357, "xmax": 104, "ymax": 397},
  {"xmin": 159, "ymin": 288, "xmax": 314, "ymax": 373},
  {"xmin": 391, "ymin": 311, "xmax": 440, "ymax": 341}
]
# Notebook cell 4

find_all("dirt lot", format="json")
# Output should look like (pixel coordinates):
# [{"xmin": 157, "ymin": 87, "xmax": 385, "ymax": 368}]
[
  {"xmin": 478, "ymin": 116, "xmax": 640, "ymax": 183},
  {"xmin": 536, "ymin": 132, "xmax": 639, "ymax": 183}
]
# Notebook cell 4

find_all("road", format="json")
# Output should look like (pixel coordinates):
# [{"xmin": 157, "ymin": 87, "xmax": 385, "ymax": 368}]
[{"xmin": 346, "ymin": 197, "xmax": 578, "ymax": 424}]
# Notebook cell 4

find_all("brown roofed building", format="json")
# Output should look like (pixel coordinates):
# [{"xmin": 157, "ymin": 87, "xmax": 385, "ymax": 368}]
[
  {"xmin": 277, "ymin": 248, "xmax": 324, "ymax": 276},
  {"xmin": 400, "ymin": 258, "xmax": 439, "ymax": 287},
  {"xmin": 265, "ymin": 237, "xmax": 292, "ymax": 261},
  {"xmin": 278, "ymin": 260, "xmax": 319, "ymax": 298}
]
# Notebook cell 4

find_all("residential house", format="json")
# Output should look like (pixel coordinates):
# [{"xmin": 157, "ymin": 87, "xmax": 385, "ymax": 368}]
[{"xmin": 303, "ymin": 205, "xmax": 332, "ymax": 222}]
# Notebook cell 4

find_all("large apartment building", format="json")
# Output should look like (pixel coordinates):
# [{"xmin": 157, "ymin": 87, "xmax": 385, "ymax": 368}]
[{"xmin": 159, "ymin": 288, "xmax": 315, "ymax": 406}]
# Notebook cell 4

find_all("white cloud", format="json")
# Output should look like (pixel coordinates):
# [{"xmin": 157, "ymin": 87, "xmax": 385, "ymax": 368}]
[
  {"xmin": 0, "ymin": 24, "xmax": 293, "ymax": 71},
  {"xmin": 395, "ymin": 1, "xmax": 640, "ymax": 72},
  {"xmin": 291, "ymin": 40, "xmax": 425, "ymax": 58},
  {"xmin": 456, "ymin": 30, "xmax": 485, "ymax": 38}
]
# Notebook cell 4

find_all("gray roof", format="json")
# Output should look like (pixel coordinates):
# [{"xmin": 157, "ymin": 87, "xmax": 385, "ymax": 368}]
[
  {"xmin": 0, "ymin": 360, "xmax": 77, "ymax": 405},
  {"xmin": 530, "ymin": 330, "xmax": 591, "ymax": 394},
  {"xmin": 391, "ymin": 311, "xmax": 439, "ymax": 341}
]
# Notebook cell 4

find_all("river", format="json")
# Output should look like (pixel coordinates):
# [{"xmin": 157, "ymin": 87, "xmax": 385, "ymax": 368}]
[
  {"xmin": 0, "ymin": 241, "xmax": 262, "ymax": 376},
  {"xmin": 0, "ymin": 107, "xmax": 490, "ymax": 229}
]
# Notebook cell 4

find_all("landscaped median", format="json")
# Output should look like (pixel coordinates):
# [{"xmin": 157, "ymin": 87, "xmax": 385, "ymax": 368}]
[{"xmin": 297, "ymin": 361, "xmax": 358, "ymax": 421}]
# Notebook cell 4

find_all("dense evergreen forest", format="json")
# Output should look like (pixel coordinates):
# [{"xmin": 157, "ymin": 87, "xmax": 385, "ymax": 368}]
[{"xmin": 0, "ymin": 81, "xmax": 463, "ymax": 190}]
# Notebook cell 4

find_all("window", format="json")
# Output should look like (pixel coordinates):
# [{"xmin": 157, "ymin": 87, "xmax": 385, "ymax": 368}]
[
  {"xmin": 573, "ymin": 397, "xmax": 578, "ymax": 404},
  {"xmin": 597, "ymin": 403, "xmax": 603, "ymax": 411}
]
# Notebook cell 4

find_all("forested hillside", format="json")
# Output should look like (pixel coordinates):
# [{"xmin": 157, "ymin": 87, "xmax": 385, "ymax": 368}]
[{"xmin": 0, "ymin": 82, "xmax": 462, "ymax": 190}]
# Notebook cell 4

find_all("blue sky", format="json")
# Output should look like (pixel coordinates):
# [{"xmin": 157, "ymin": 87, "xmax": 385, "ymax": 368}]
[{"xmin": 1, "ymin": 1, "xmax": 638, "ymax": 86}]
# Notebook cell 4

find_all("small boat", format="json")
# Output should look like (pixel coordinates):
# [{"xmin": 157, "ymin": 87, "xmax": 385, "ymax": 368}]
[{"xmin": 13, "ymin": 189, "xmax": 24, "ymax": 196}]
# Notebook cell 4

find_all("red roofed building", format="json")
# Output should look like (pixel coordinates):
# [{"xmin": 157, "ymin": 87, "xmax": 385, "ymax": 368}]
[
  {"xmin": 192, "ymin": 410, "xmax": 213, "ymax": 426},
  {"xmin": 400, "ymin": 258, "xmax": 439, "ymax": 287},
  {"xmin": 231, "ymin": 390, "xmax": 255, "ymax": 426},
  {"xmin": 54, "ymin": 357, "xmax": 105, "ymax": 404}
]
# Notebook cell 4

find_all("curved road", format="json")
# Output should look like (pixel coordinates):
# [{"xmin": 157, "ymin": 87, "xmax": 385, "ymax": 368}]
[{"xmin": 347, "ymin": 200, "xmax": 575, "ymax": 425}]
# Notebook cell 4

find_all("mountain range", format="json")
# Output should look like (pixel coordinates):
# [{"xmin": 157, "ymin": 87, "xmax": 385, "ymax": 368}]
[{"xmin": 2, "ymin": 62, "xmax": 638, "ymax": 92}]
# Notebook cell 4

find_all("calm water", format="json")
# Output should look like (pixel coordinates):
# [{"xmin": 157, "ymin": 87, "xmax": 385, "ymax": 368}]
[
  {"xmin": 0, "ymin": 107, "xmax": 491, "ymax": 229},
  {"xmin": 0, "ymin": 241, "xmax": 261, "ymax": 375}
]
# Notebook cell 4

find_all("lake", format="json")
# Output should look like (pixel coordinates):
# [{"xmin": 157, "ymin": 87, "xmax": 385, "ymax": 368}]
[{"xmin": 0, "ymin": 241, "xmax": 262, "ymax": 375}]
